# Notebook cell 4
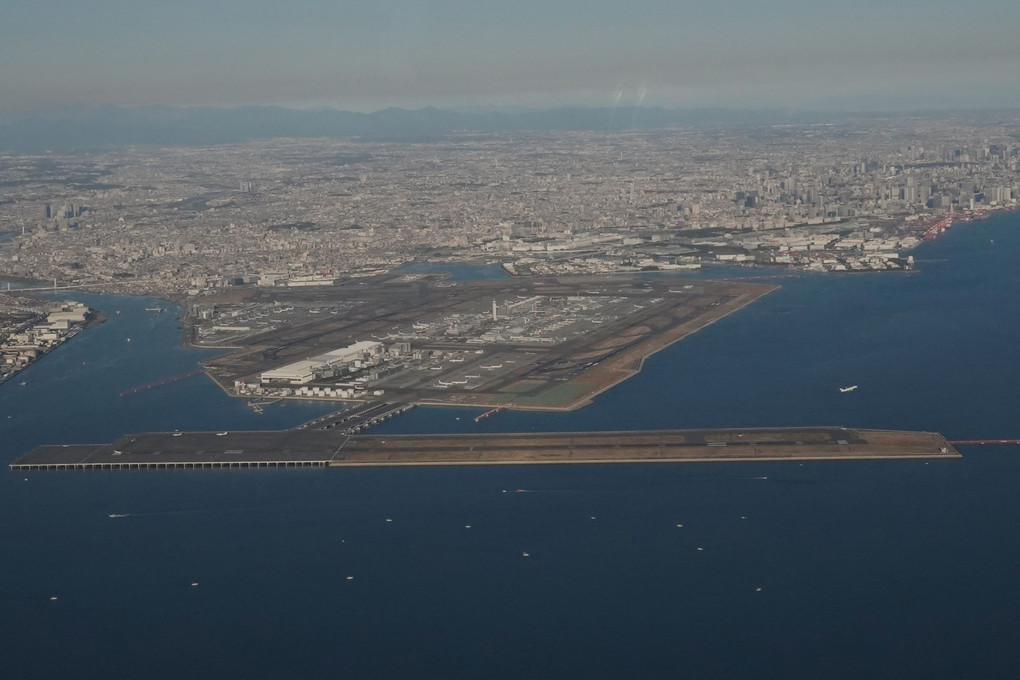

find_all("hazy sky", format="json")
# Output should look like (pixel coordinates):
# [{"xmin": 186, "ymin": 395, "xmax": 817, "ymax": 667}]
[{"xmin": 2, "ymin": 0, "xmax": 1018, "ymax": 112}]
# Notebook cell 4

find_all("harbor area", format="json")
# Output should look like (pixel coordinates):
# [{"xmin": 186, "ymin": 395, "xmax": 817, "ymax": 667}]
[{"xmin": 10, "ymin": 427, "xmax": 959, "ymax": 471}]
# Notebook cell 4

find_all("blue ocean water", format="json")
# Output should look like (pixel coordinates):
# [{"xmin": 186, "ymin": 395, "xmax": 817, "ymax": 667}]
[{"xmin": 3, "ymin": 215, "xmax": 1020, "ymax": 679}]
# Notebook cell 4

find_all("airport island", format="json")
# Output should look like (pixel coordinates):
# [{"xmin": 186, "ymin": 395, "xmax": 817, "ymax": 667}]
[
  {"xmin": 196, "ymin": 272, "xmax": 776, "ymax": 412},
  {"xmin": 10, "ymin": 271, "xmax": 962, "ymax": 470},
  {"xmin": 11, "ymin": 427, "xmax": 959, "ymax": 471}
]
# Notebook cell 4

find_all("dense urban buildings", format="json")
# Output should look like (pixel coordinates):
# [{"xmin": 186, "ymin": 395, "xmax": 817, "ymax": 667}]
[{"xmin": 0, "ymin": 114, "xmax": 1017, "ymax": 299}]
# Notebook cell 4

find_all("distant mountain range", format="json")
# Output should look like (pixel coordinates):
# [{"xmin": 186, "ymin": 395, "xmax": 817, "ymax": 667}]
[{"xmin": 0, "ymin": 105, "xmax": 1016, "ymax": 152}]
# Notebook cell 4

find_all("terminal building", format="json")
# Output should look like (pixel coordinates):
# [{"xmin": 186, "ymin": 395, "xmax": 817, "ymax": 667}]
[{"xmin": 260, "ymin": 341, "xmax": 383, "ymax": 385}]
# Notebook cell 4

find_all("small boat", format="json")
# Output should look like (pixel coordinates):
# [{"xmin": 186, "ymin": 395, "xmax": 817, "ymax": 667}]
[{"xmin": 839, "ymin": 385, "xmax": 858, "ymax": 393}]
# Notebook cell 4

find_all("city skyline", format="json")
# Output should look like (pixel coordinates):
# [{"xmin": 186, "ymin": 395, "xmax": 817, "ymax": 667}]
[{"xmin": 3, "ymin": 0, "xmax": 1019, "ymax": 114}]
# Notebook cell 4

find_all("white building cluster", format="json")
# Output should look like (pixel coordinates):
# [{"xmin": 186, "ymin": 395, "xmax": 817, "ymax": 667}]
[
  {"xmin": 259, "ymin": 341, "xmax": 383, "ymax": 386},
  {"xmin": 0, "ymin": 301, "xmax": 90, "ymax": 384}
]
